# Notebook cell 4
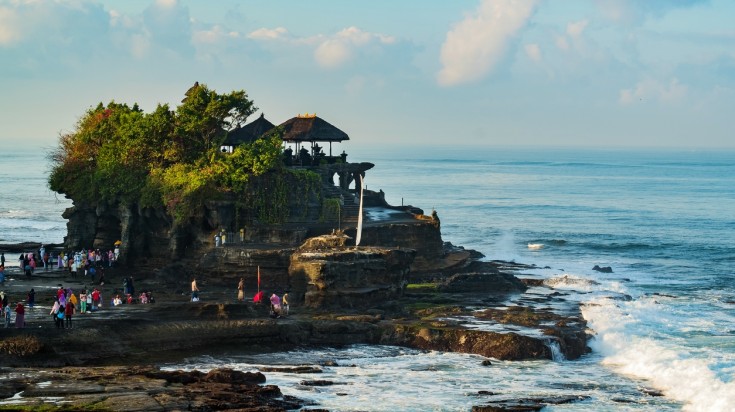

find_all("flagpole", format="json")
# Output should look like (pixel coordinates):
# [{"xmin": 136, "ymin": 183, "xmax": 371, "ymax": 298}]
[
  {"xmin": 257, "ymin": 266, "xmax": 261, "ymax": 293},
  {"xmin": 356, "ymin": 175, "xmax": 364, "ymax": 246}
]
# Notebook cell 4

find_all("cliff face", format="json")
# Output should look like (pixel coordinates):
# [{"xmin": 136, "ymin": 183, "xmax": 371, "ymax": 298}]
[{"xmin": 288, "ymin": 234, "xmax": 416, "ymax": 309}]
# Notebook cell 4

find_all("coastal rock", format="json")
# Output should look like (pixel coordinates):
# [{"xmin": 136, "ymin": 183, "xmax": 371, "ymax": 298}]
[
  {"xmin": 288, "ymin": 235, "xmax": 415, "ymax": 309},
  {"xmin": 438, "ymin": 272, "xmax": 527, "ymax": 294},
  {"xmin": 0, "ymin": 366, "xmax": 302, "ymax": 411},
  {"xmin": 383, "ymin": 324, "xmax": 551, "ymax": 361},
  {"xmin": 592, "ymin": 265, "xmax": 613, "ymax": 273}
]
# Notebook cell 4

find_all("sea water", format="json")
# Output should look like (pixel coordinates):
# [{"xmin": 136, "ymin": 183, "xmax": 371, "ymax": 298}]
[
  {"xmin": 2, "ymin": 143, "xmax": 734, "ymax": 411},
  {"xmin": 0, "ymin": 144, "xmax": 72, "ymax": 245}
]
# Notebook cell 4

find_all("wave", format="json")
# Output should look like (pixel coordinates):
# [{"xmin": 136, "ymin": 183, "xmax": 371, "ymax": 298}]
[
  {"xmin": 544, "ymin": 274, "xmax": 601, "ymax": 290},
  {"xmin": 583, "ymin": 297, "xmax": 735, "ymax": 412}
]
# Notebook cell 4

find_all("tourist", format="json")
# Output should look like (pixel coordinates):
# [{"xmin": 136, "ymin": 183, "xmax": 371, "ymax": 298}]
[
  {"xmin": 79, "ymin": 290, "xmax": 87, "ymax": 313},
  {"xmin": 29, "ymin": 253, "xmax": 36, "ymax": 273},
  {"xmin": 14, "ymin": 302, "xmax": 25, "ymax": 327},
  {"xmin": 50, "ymin": 298, "xmax": 62, "ymax": 328},
  {"xmin": 0, "ymin": 252, "xmax": 4, "ymax": 266},
  {"xmin": 0, "ymin": 264, "xmax": 5, "ymax": 284},
  {"xmin": 139, "ymin": 292, "xmax": 148, "ymax": 304},
  {"xmin": 269, "ymin": 293, "xmax": 281, "ymax": 317},
  {"xmin": 191, "ymin": 278, "xmax": 199, "ymax": 302},
  {"xmin": 113, "ymin": 295, "xmax": 122, "ymax": 306},
  {"xmin": 237, "ymin": 277, "xmax": 245, "ymax": 302},
  {"xmin": 64, "ymin": 299, "xmax": 74, "ymax": 328},
  {"xmin": 3, "ymin": 303, "xmax": 10, "ymax": 328},
  {"xmin": 0, "ymin": 290, "xmax": 8, "ymax": 308},
  {"xmin": 97, "ymin": 267, "xmax": 106, "ymax": 285},
  {"xmin": 68, "ymin": 290, "xmax": 78, "ymax": 310},
  {"xmin": 91, "ymin": 288, "xmax": 100, "ymax": 311},
  {"xmin": 27, "ymin": 288, "xmax": 35, "ymax": 308},
  {"xmin": 282, "ymin": 292, "xmax": 290, "ymax": 316},
  {"xmin": 86, "ymin": 291, "xmax": 92, "ymax": 312}
]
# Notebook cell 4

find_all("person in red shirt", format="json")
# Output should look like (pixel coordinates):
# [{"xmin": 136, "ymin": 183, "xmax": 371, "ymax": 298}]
[
  {"xmin": 14, "ymin": 302, "xmax": 25, "ymax": 328},
  {"xmin": 64, "ymin": 301, "xmax": 74, "ymax": 328}
]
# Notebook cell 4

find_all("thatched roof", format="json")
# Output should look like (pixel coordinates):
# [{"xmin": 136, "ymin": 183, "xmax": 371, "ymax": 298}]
[
  {"xmin": 277, "ymin": 114, "xmax": 349, "ymax": 143},
  {"xmin": 223, "ymin": 113, "xmax": 276, "ymax": 146}
]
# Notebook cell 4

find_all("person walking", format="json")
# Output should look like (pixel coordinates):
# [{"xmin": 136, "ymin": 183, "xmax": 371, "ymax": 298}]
[
  {"xmin": 4, "ymin": 304, "xmax": 10, "ymax": 328},
  {"xmin": 27, "ymin": 288, "xmax": 35, "ymax": 308},
  {"xmin": 64, "ymin": 300, "xmax": 75, "ymax": 329},
  {"xmin": 282, "ymin": 292, "xmax": 290, "ymax": 316},
  {"xmin": 191, "ymin": 278, "xmax": 200, "ymax": 302},
  {"xmin": 237, "ymin": 278, "xmax": 245, "ymax": 302},
  {"xmin": 49, "ymin": 298, "xmax": 63, "ymax": 329},
  {"xmin": 14, "ymin": 302, "xmax": 25, "ymax": 328}
]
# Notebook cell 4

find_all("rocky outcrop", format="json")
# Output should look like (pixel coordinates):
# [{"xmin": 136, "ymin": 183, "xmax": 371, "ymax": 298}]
[
  {"xmin": 0, "ymin": 366, "xmax": 303, "ymax": 411},
  {"xmin": 382, "ymin": 324, "xmax": 551, "ymax": 361},
  {"xmin": 288, "ymin": 234, "xmax": 416, "ymax": 309},
  {"xmin": 438, "ymin": 272, "xmax": 528, "ymax": 293}
]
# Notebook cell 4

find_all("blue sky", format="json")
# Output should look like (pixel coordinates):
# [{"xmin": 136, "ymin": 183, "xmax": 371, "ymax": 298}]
[{"xmin": 1, "ymin": 0, "xmax": 734, "ymax": 149}]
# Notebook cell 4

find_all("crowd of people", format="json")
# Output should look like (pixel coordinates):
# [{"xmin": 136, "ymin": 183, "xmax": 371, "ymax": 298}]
[{"xmin": 6, "ymin": 245, "xmax": 120, "ymax": 281}]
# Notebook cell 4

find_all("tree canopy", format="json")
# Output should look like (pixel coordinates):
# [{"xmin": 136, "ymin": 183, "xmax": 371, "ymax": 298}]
[{"xmin": 49, "ymin": 83, "xmax": 286, "ymax": 223}]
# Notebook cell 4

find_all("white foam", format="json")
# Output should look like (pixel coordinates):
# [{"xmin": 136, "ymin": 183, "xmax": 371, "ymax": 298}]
[{"xmin": 583, "ymin": 298, "xmax": 735, "ymax": 412}]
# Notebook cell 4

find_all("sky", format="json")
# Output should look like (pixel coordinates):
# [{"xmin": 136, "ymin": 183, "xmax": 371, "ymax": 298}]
[{"xmin": 1, "ymin": 0, "xmax": 734, "ymax": 150}]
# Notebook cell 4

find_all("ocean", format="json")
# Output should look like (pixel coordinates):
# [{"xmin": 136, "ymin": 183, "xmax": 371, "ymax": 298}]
[{"xmin": 2, "ymin": 144, "xmax": 734, "ymax": 411}]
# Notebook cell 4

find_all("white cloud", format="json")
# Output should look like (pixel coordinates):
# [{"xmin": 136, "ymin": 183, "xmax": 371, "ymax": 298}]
[
  {"xmin": 566, "ymin": 20, "xmax": 588, "ymax": 38},
  {"xmin": 596, "ymin": 0, "xmax": 709, "ymax": 24},
  {"xmin": 247, "ymin": 27, "xmax": 289, "ymax": 41},
  {"xmin": 0, "ymin": 6, "xmax": 21, "ymax": 45},
  {"xmin": 619, "ymin": 78, "xmax": 688, "ymax": 105},
  {"xmin": 437, "ymin": 0, "xmax": 539, "ymax": 87},
  {"xmin": 313, "ymin": 26, "xmax": 395, "ymax": 69},
  {"xmin": 194, "ymin": 25, "xmax": 239, "ymax": 45},
  {"xmin": 524, "ymin": 43, "xmax": 542, "ymax": 62},
  {"xmin": 315, "ymin": 39, "xmax": 351, "ymax": 69},
  {"xmin": 156, "ymin": 0, "xmax": 178, "ymax": 9}
]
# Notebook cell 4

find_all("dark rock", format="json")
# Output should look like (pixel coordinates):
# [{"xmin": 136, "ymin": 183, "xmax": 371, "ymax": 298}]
[
  {"xmin": 438, "ymin": 272, "xmax": 527, "ymax": 294},
  {"xmin": 592, "ymin": 265, "xmax": 613, "ymax": 273},
  {"xmin": 259, "ymin": 366, "xmax": 323, "ymax": 374},
  {"xmin": 481, "ymin": 360, "xmax": 492, "ymax": 366},
  {"xmin": 473, "ymin": 395, "xmax": 590, "ymax": 411},
  {"xmin": 300, "ymin": 380, "xmax": 335, "ymax": 386}
]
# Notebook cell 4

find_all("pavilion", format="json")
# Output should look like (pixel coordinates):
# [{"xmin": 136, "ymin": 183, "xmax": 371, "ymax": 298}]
[{"xmin": 220, "ymin": 113, "xmax": 276, "ymax": 153}]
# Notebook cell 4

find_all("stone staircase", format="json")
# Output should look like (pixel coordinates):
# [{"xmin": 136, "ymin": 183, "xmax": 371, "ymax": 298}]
[{"xmin": 322, "ymin": 184, "xmax": 360, "ymax": 222}]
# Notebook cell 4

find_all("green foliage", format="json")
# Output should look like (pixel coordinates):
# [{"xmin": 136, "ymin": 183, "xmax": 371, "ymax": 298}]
[
  {"xmin": 320, "ymin": 197, "xmax": 341, "ymax": 222},
  {"xmin": 48, "ymin": 83, "xmax": 289, "ymax": 223}
]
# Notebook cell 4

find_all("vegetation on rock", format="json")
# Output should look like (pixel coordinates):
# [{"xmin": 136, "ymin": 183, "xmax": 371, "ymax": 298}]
[{"xmin": 48, "ymin": 83, "xmax": 321, "ymax": 224}]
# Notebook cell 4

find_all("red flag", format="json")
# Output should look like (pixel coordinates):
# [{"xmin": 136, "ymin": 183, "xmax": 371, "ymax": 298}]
[{"xmin": 257, "ymin": 266, "xmax": 261, "ymax": 292}]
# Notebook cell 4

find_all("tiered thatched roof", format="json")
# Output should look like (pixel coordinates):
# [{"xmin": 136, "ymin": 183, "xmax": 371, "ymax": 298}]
[
  {"xmin": 277, "ymin": 114, "xmax": 349, "ymax": 143},
  {"xmin": 223, "ymin": 113, "xmax": 276, "ymax": 146}
]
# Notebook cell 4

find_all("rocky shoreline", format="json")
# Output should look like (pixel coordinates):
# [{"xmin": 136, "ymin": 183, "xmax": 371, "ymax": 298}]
[{"xmin": 0, "ymin": 239, "xmax": 590, "ymax": 410}]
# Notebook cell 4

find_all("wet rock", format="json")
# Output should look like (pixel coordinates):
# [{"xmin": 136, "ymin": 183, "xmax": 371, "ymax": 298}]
[
  {"xmin": 259, "ymin": 365, "xmax": 323, "ymax": 374},
  {"xmin": 300, "ymin": 380, "xmax": 335, "ymax": 386},
  {"xmin": 592, "ymin": 265, "xmax": 613, "ymax": 273},
  {"xmin": 438, "ymin": 272, "xmax": 527, "ymax": 294},
  {"xmin": 473, "ymin": 395, "xmax": 590, "ymax": 411},
  {"xmin": 481, "ymin": 360, "xmax": 493, "ymax": 366}
]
